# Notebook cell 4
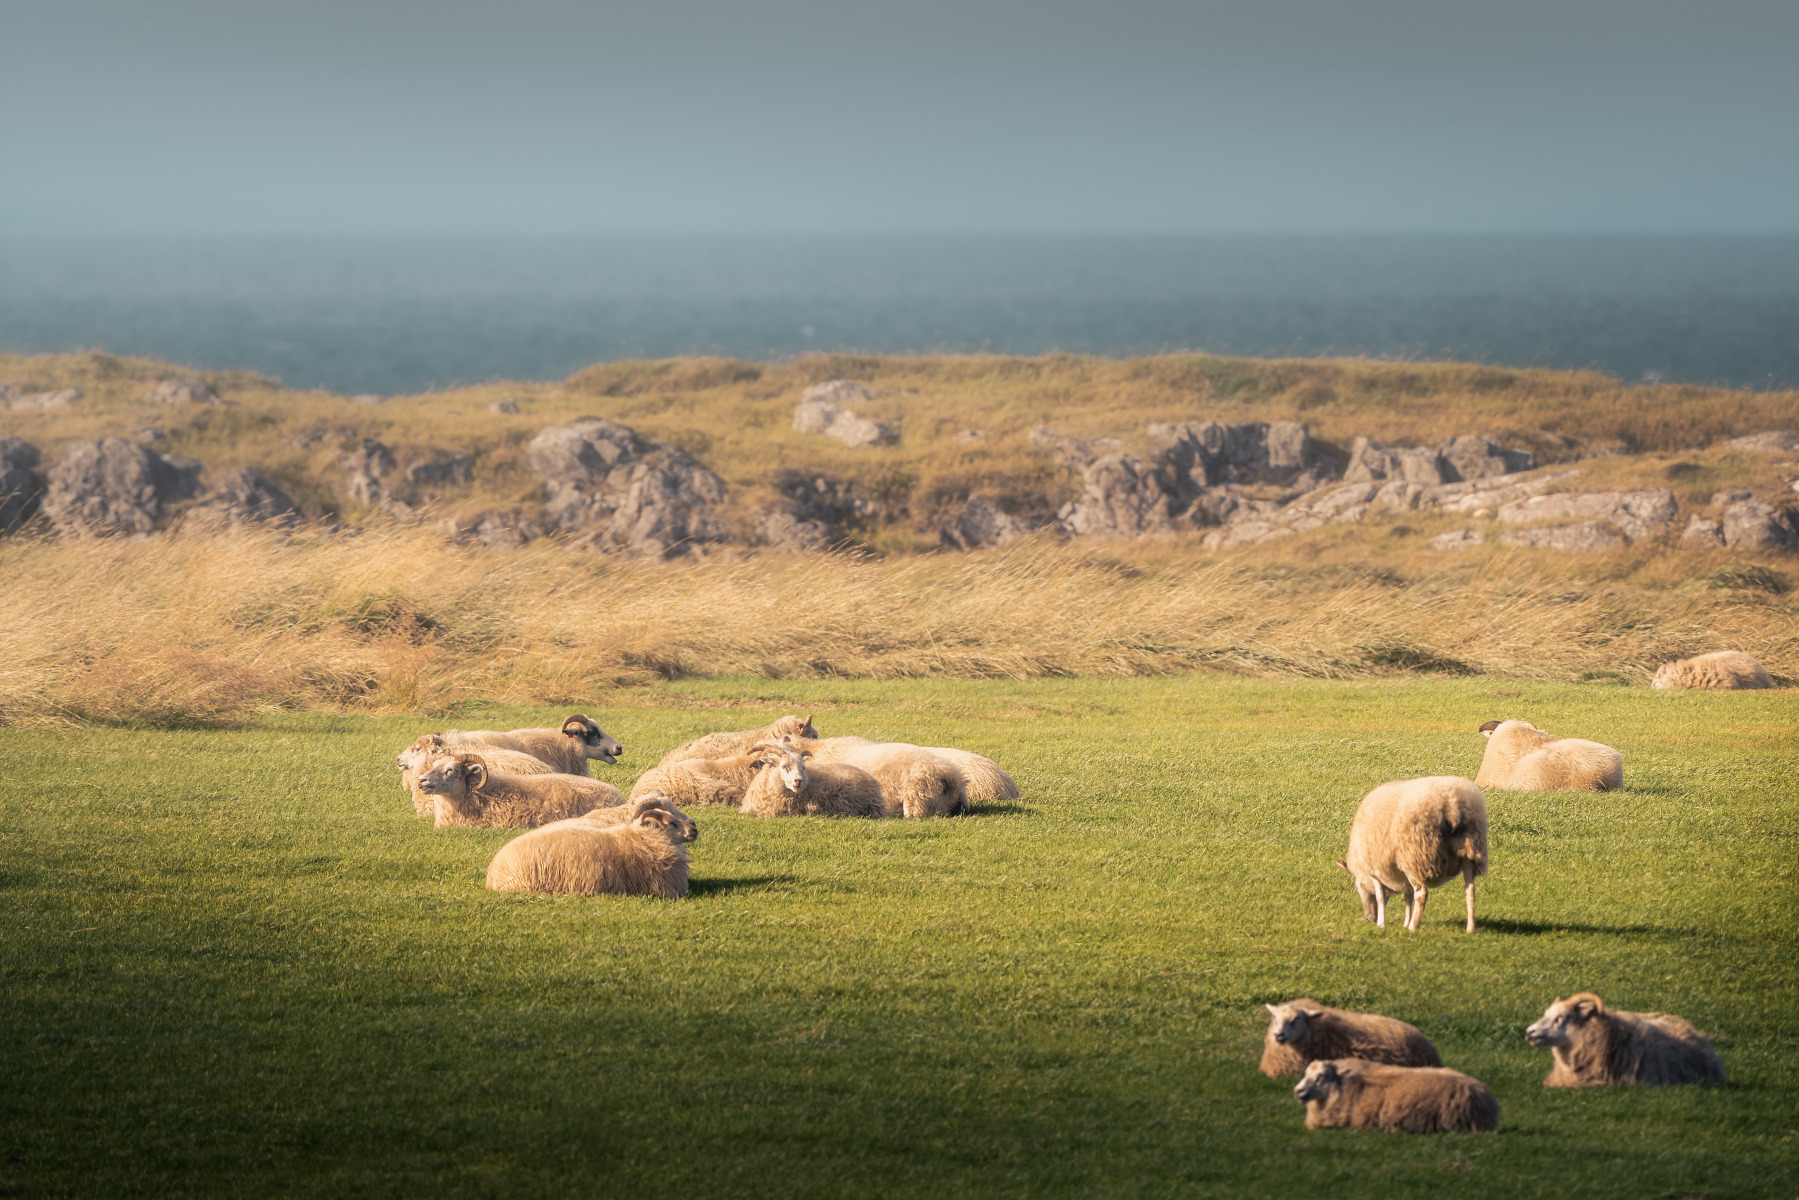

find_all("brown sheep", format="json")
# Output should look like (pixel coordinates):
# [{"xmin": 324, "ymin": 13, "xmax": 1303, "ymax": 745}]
[
  {"xmin": 1652, "ymin": 650, "xmax": 1775, "ymax": 690},
  {"xmin": 1338, "ymin": 776, "xmax": 1488, "ymax": 933},
  {"xmin": 1525, "ymin": 993, "xmax": 1726, "ymax": 1087},
  {"xmin": 400, "ymin": 746, "xmax": 555, "ymax": 816},
  {"xmin": 1259, "ymin": 1000, "xmax": 1442, "ymax": 1076},
  {"xmin": 1294, "ymin": 1059, "xmax": 1499, "ymax": 1133},
  {"xmin": 656, "ymin": 714, "xmax": 819, "ymax": 765},
  {"xmin": 414, "ymin": 752, "xmax": 624, "ymax": 829},
  {"xmin": 486, "ymin": 795, "xmax": 699, "ymax": 898},
  {"xmin": 1474, "ymin": 719, "xmax": 1623, "ymax": 791},
  {"xmin": 397, "ymin": 714, "xmax": 624, "ymax": 778},
  {"xmin": 627, "ymin": 752, "xmax": 763, "ymax": 807},
  {"xmin": 739, "ymin": 740, "xmax": 886, "ymax": 818}
]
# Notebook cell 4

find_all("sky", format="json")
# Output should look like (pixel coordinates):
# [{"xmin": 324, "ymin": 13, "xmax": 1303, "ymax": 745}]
[{"xmin": 3, "ymin": 0, "xmax": 1797, "ymax": 236}]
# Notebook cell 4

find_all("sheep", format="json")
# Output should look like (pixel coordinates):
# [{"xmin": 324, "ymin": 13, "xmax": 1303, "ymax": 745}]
[
  {"xmin": 1474, "ymin": 719, "xmax": 1623, "ymax": 792},
  {"xmin": 1259, "ymin": 1000, "xmax": 1442, "ymax": 1077},
  {"xmin": 657, "ymin": 714, "xmax": 819, "ymax": 765},
  {"xmin": 1293, "ymin": 1059, "xmax": 1499, "ymax": 1134},
  {"xmin": 1338, "ymin": 776, "xmax": 1488, "ymax": 933},
  {"xmin": 921, "ymin": 747, "xmax": 1021, "ymax": 802},
  {"xmin": 401, "ymin": 746, "xmax": 555, "ymax": 816},
  {"xmin": 801, "ymin": 738, "xmax": 969, "ymax": 818},
  {"xmin": 739, "ymin": 740, "xmax": 886, "ymax": 818},
  {"xmin": 1524, "ymin": 993, "xmax": 1726, "ymax": 1087},
  {"xmin": 413, "ymin": 752, "xmax": 624, "ymax": 829},
  {"xmin": 397, "ymin": 714, "xmax": 624, "ymax": 778},
  {"xmin": 486, "ymin": 795, "xmax": 699, "ymax": 898},
  {"xmin": 627, "ymin": 752, "xmax": 763, "ymax": 807},
  {"xmin": 1652, "ymin": 650, "xmax": 1775, "ymax": 690}
]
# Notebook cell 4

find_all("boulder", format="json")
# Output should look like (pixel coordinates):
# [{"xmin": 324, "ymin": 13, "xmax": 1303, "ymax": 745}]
[
  {"xmin": 1029, "ymin": 427, "xmax": 1120, "ymax": 471},
  {"xmin": 442, "ymin": 509, "xmax": 543, "ymax": 550},
  {"xmin": 1680, "ymin": 515, "xmax": 1726, "ymax": 550},
  {"xmin": 1149, "ymin": 420, "xmax": 1335, "ymax": 491},
  {"xmin": 1345, "ymin": 435, "xmax": 1532, "ymax": 486},
  {"xmin": 343, "ymin": 439, "xmax": 401, "ymax": 507},
  {"xmin": 186, "ymin": 468, "xmax": 299, "ymax": 528},
  {"xmin": 777, "ymin": 472, "xmax": 892, "ymax": 537},
  {"xmin": 756, "ymin": 509, "xmax": 831, "ymax": 552},
  {"xmin": 0, "ymin": 437, "xmax": 42, "ymax": 532},
  {"xmin": 945, "ymin": 495, "xmax": 1029, "ymax": 551},
  {"xmin": 41, "ymin": 438, "xmax": 203, "ymax": 536},
  {"xmin": 1726, "ymin": 431, "xmax": 1799, "ymax": 452},
  {"xmin": 144, "ymin": 378, "xmax": 223, "ymax": 406},
  {"xmin": 1496, "ymin": 489, "xmax": 1678, "ymax": 542},
  {"xmin": 1499, "ymin": 522, "xmax": 1624, "ymax": 552},
  {"xmin": 1427, "ymin": 529, "xmax": 1484, "ymax": 551},
  {"xmin": 1437, "ymin": 469, "xmax": 1581, "ymax": 514},
  {"xmin": 1718, "ymin": 496, "xmax": 1796, "ymax": 552},
  {"xmin": 528, "ymin": 418, "xmax": 730, "ymax": 557},
  {"xmin": 792, "ymin": 380, "xmax": 896, "ymax": 448},
  {"xmin": 1437, "ymin": 434, "xmax": 1535, "ymax": 481},
  {"xmin": 5, "ymin": 388, "xmax": 82, "ymax": 413},
  {"xmin": 407, "ymin": 452, "xmax": 473, "ymax": 488},
  {"xmin": 1058, "ymin": 453, "xmax": 1177, "ymax": 540}
]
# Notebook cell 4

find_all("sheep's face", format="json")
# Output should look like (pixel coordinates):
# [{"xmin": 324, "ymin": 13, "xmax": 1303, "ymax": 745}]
[
  {"xmin": 1651, "ymin": 663, "xmax": 1679, "ymax": 689},
  {"xmin": 563, "ymin": 715, "xmax": 623, "ymax": 764},
  {"xmin": 415, "ymin": 755, "xmax": 481, "ymax": 798},
  {"xmin": 631, "ymin": 798, "xmax": 699, "ymax": 844},
  {"xmin": 769, "ymin": 714, "xmax": 819, "ymax": 742},
  {"xmin": 774, "ymin": 749, "xmax": 809, "ymax": 794},
  {"xmin": 1264, "ymin": 1003, "xmax": 1320, "ymax": 1046},
  {"xmin": 397, "ymin": 733, "xmax": 449, "ymax": 772},
  {"xmin": 1525, "ymin": 994, "xmax": 1603, "ymax": 1048},
  {"xmin": 1293, "ymin": 1060, "xmax": 1343, "ymax": 1104}
]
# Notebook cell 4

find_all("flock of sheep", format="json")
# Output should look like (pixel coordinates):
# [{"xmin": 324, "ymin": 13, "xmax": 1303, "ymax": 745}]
[{"xmin": 389, "ymin": 646, "xmax": 1767, "ymax": 1134}]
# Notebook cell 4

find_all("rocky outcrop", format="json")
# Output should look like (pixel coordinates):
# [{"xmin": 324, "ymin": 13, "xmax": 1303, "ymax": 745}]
[
  {"xmin": 755, "ymin": 509, "xmax": 831, "ymax": 552},
  {"xmin": 1427, "ymin": 529, "xmax": 1483, "ymax": 551},
  {"xmin": 1058, "ymin": 453, "xmax": 1179, "ymax": 540},
  {"xmin": 792, "ymin": 380, "xmax": 896, "ymax": 448},
  {"xmin": 41, "ymin": 438, "xmax": 203, "ymax": 536},
  {"xmin": 343, "ymin": 439, "xmax": 402, "ymax": 508},
  {"xmin": 1499, "ymin": 522, "xmax": 1624, "ymax": 552},
  {"xmin": 1688, "ymin": 490, "xmax": 1798, "ymax": 552},
  {"xmin": 778, "ymin": 472, "xmax": 893, "ymax": 537},
  {"xmin": 1726, "ymin": 431, "xmax": 1799, "ymax": 452},
  {"xmin": 440, "ymin": 508, "xmax": 543, "ymax": 550},
  {"xmin": 144, "ymin": 378, "xmax": 223, "ymax": 406},
  {"xmin": 407, "ymin": 452, "xmax": 473, "ymax": 488},
  {"xmin": 1344, "ymin": 435, "xmax": 1533, "ymax": 486},
  {"xmin": 1150, "ymin": 420, "xmax": 1337, "ymax": 494},
  {"xmin": 1, "ymin": 438, "xmax": 42, "ymax": 532},
  {"xmin": 185, "ymin": 468, "xmax": 299, "ymax": 528},
  {"xmin": 1496, "ymin": 490, "xmax": 1678, "ymax": 542},
  {"xmin": 486, "ymin": 398, "xmax": 521, "ymax": 414},
  {"xmin": 529, "ymin": 418, "xmax": 730, "ymax": 557},
  {"xmin": 3, "ymin": 387, "xmax": 82, "ymax": 413},
  {"xmin": 944, "ymin": 495, "xmax": 1030, "ymax": 550}
]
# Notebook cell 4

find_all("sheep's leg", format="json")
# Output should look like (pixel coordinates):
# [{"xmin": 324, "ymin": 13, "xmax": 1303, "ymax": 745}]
[
  {"xmin": 1374, "ymin": 882, "xmax": 1387, "ymax": 928},
  {"xmin": 1408, "ymin": 885, "xmax": 1427, "ymax": 932},
  {"xmin": 1463, "ymin": 861, "xmax": 1477, "ymax": 934}
]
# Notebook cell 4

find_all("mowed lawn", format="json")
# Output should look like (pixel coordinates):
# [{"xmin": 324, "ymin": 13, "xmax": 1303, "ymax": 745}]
[{"xmin": 1, "ymin": 677, "xmax": 1795, "ymax": 1199}]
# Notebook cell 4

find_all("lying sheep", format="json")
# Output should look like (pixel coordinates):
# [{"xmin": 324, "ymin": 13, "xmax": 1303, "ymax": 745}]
[
  {"xmin": 1525, "ymin": 993, "xmax": 1726, "ymax": 1087},
  {"xmin": 414, "ymin": 752, "xmax": 624, "ymax": 829},
  {"xmin": 657, "ymin": 714, "xmax": 819, "ymax": 765},
  {"xmin": 740, "ymin": 740, "xmax": 886, "ymax": 818},
  {"xmin": 1259, "ymin": 1000, "xmax": 1441, "ymax": 1077},
  {"xmin": 401, "ymin": 746, "xmax": 555, "ymax": 816},
  {"xmin": 802, "ymin": 739, "xmax": 969, "ymax": 818},
  {"xmin": 922, "ymin": 747, "xmax": 1021, "ymax": 802},
  {"xmin": 1293, "ymin": 1059, "xmax": 1499, "ymax": 1133},
  {"xmin": 487, "ymin": 795, "xmax": 698, "ymax": 898},
  {"xmin": 627, "ymin": 752, "xmax": 763, "ymax": 807},
  {"xmin": 1339, "ymin": 776, "xmax": 1488, "ymax": 933},
  {"xmin": 397, "ymin": 714, "xmax": 624, "ymax": 778},
  {"xmin": 1652, "ymin": 650, "xmax": 1775, "ymax": 690},
  {"xmin": 1474, "ymin": 719, "xmax": 1623, "ymax": 792}
]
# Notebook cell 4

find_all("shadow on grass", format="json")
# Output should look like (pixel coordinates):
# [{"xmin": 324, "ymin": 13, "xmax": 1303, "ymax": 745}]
[
  {"xmin": 689, "ymin": 874, "xmax": 795, "ymax": 897},
  {"xmin": 1482, "ymin": 917, "xmax": 1691, "ymax": 938},
  {"xmin": 968, "ymin": 803, "xmax": 1037, "ymax": 817}
]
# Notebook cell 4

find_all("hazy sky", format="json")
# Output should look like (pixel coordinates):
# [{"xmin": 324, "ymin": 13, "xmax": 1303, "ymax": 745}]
[{"xmin": 4, "ymin": 0, "xmax": 1796, "ymax": 235}]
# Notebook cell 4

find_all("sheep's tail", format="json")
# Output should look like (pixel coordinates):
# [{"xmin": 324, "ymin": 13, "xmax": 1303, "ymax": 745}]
[
  {"xmin": 929, "ymin": 749, "xmax": 1020, "ymax": 803},
  {"xmin": 1444, "ymin": 814, "xmax": 1487, "ymax": 871}
]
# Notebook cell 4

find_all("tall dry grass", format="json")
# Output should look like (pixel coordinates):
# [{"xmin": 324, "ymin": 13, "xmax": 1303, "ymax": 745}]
[{"xmin": 1, "ymin": 525, "xmax": 1792, "ymax": 727}]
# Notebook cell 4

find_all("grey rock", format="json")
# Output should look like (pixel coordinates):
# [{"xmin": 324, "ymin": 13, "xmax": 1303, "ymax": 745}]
[
  {"xmin": 792, "ymin": 380, "xmax": 896, "ymax": 448},
  {"xmin": 1499, "ymin": 522, "xmax": 1624, "ymax": 552},
  {"xmin": 1726, "ymin": 430, "xmax": 1799, "ymax": 452},
  {"xmin": 144, "ymin": 378, "xmax": 221, "ymax": 406},
  {"xmin": 1719, "ymin": 497, "xmax": 1796, "ymax": 552},
  {"xmin": 187, "ymin": 468, "xmax": 299, "ymax": 528},
  {"xmin": 343, "ymin": 439, "xmax": 400, "ymax": 507},
  {"xmin": 777, "ymin": 472, "xmax": 892, "ymax": 537},
  {"xmin": 528, "ymin": 417, "xmax": 730, "ymax": 557},
  {"xmin": 0, "ymin": 437, "xmax": 42, "ymax": 532},
  {"xmin": 486, "ymin": 398, "xmax": 521, "ymax": 414},
  {"xmin": 1029, "ymin": 427, "xmax": 1121, "ymax": 471},
  {"xmin": 1061, "ymin": 453, "xmax": 1177, "ymax": 540},
  {"xmin": 1710, "ymin": 489, "xmax": 1754, "ymax": 507},
  {"xmin": 442, "ymin": 508, "xmax": 542, "ymax": 549},
  {"xmin": 955, "ymin": 429, "xmax": 983, "ymax": 443},
  {"xmin": 1437, "ymin": 434, "xmax": 1535, "ymax": 481},
  {"xmin": 945, "ymin": 495, "xmax": 1029, "ymax": 551},
  {"xmin": 1680, "ymin": 515, "xmax": 1726, "ymax": 550},
  {"xmin": 1149, "ymin": 419, "xmax": 1336, "ymax": 492},
  {"xmin": 757, "ymin": 509, "xmax": 831, "ymax": 552},
  {"xmin": 6, "ymin": 388, "xmax": 83, "ymax": 412},
  {"xmin": 1497, "ymin": 489, "xmax": 1678, "ymax": 542},
  {"xmin": 1346, "ymin": 434, "xmax": 1532, "ymax": 486},
  {"xmin": 408, "ymin": 452, "xmax": 473, "ymax": 488},
  {"xmin": 41, "ymin": 438, "xmax": 203, "ymax": 536},
  {"xmin": 1437, "ymin": 469, "xmax": 1581, "ymax": 514},
  {"xmin": 1427, "ymin": 529, "xmax": 1484, "ymax": 551}
]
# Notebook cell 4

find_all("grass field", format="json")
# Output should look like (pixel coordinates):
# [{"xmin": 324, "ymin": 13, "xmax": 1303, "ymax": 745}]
[{"xmin": 2, "ymin": 676, "xmax": 1795, "ymax": 1198}]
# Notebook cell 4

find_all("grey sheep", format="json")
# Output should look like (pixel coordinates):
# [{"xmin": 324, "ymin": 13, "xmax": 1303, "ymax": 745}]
[
  {"xmin": 414, "ymin": 752, "xmax": 624, "ymax": 829},
  {"xmin": 1525, "ymin": 993, "xmax": 1726, "ymax": 1087},
  {"xmin": 486, "ymin": 795, "xmax": 699, "ymax": 898},
  {"xmin": 739, "ymin": 740, "xmax": 886, "ymax": 818},
  {"xmin": 1338, "ymin": 776, "xmax": 1488, "ymax": 933},
  {"xmin": 1259, "ymin": 1000, "xmax": 1441, "ymax": 1077},
  {"xmin": 1294, "ymin": 1059, "xmax": 1499, "ymax": 1133}
]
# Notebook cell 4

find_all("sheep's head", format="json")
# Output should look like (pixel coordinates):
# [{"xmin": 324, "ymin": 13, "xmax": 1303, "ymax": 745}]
[
  {"xmin": 397, "ymin": 733, "xmax": 450, "ymax": 772},
  {"xmin": 1480, "ymin": 718, "xmax": 1539, "ymax": 740},
  {"xmin": 753, "ymin": 739, "xmax": 810, "ymax": 794},
  {"xmin": 415, "ymin": 753, "xmax": 488, "ymax": 797},
  {"xmin": 563, "ymin": 714, "xmax": 623, "ymax": 764},
  {"xmin": 1336, "ymin": 859, "xmax": 1382, "ymax": 923},
  {"xmin": 1525, "ymin": 993, "xmax": 1604, "ymax": 1048},
  {"xmin": 767, "ymin": 713, "xmax": 820, "ymax": 742},
  {"xmin": 1651, "ymin": 662, "xmax": 1680, "ymax": 689},
  {"xmin": 1293, "ymin": 1060, "xmax": 1344, "ymax": 1104},
  {"xmin": 628, "ymin": 795, "xmax": 699, "ymax": 843},
  {"xmin": 1264, "ymin": 1001, "xmax": 1323, "ymax": 1046}
]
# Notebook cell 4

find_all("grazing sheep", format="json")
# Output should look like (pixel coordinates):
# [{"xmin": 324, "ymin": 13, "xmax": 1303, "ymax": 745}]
[
  {"xmin": 1293, "ymin": 1059, "xmax": 1499, "ymax": 1133},
  {"xmin": 657, "ymin": 714, "xmax": 819, "ymax": 765},
  {"xmin": 487, "ymin": 795, "xmax": 699, "ymax": 898},
  {"xmin": 1525, "ymin": 993, "xmax": 1726, "ymax": 1087},
  {"xmin": 1259, "ymin": 1000, "xmax": 1442, "ymax": 1077},
  {"xmin": 1652, "ymin": 650, "xmax": 1775, "ymax": 690},
  {"xmin": 1338, "ymin": 776, "xmax": 1488, "ymax": 933},
  {"xmin": 397, "ymin": 714, "xmax": 624, "ymax": 778},
  {"xmin": 628, "ymin": 752, "xmax": 763, "ymax": 807},
  {"xmin": 414, "ymin": 752, "xmax": 624, "ymax": 829},
  {"xmin": 803, "ymin": 739, "xmax": 968, "ymax": 818},
  {"xmin": 922, "ymin": 747, "xmax": 1021, "ymax": 802},
  {"xmin": 1474, "ymin": 719, "xmax": 1623, "ymax": 792},
  {"xmin": 401, "ymin": 746, "xmax": 555, "ymax": 816},
  {"xmin": 739, "ymin": 740, "xmax": 886, "ymax": 818}
]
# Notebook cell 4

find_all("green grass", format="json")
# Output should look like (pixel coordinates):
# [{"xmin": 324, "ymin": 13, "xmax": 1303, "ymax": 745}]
[{"xmin": 2, "ymin": 676, "xmax": 1795, "ymax": 1198}]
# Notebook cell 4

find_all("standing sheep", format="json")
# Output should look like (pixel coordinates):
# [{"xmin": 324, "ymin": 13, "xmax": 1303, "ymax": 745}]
[
  {"xmin": 1524, "ymin": 993, "xmax": 1726, "ymax": 1087},
  {"xmin": 1259, "ymin": 1000, "xmax": 1441, "ymax": 1077},
  {"xmin": 657, "ymin": 715, "xmax": 819, "ymax": 765},
  {"xmin": 400, "ymin": 746, "xmax": 556, "ymax": 816},
  {"xmin": 1474, "ymin": 719, "xmax": 1623, "ymax": 791},
  {"xmin": 397, "ymin": 714, "xmax": 624, "ymax": 778},
  {"xmin": 803, "ymin": 739, "xmax": 969, "ymax": 818},
  {"xmin": 487, "ymin": 795, "xmax": 699, "ymax": 898},
  {"xmin": 414, "ymin": 753, "xmax": 624, "ymax": 829},
  {"xmin": 1652, "ymin": 650, "xmax": 1775, "ymax": 690},
  {"xmin": 628, "ymin": 752, "xmax": 763, "ymax": 807},
  {"xmin": 739, "ymin": 740, "xmax": 886, "ymax": 818},
  {"xmin": 1338, "ymin": 776, "xmax": 1488, "ymax": 933},
  {"xmin": 1293, "ymin": 1059, "xmax": 1499, "ymax": 1133}
]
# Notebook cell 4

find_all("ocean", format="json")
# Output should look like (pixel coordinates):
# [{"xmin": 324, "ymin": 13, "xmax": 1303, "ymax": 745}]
[{"xmin": 2, "ymin": 235, "xmax": 1795, "ymax": 396}]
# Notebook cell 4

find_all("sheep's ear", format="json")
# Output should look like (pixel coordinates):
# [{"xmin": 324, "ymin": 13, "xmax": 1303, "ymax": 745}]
[
  {"xmin": 1334, "ymin": 859, "xmax": 1351, "ymax": 874},
  {"xmin": 1478, "ymin": 719, "xmax": 1500, "ymax": 736},
  {"xmin": 1263, "ymin": 1003, "xmax": 1279, "ymax": 1016},
  {"xmin": 1300, "ymin": 1008, "xmax": 1324, "ymax": 1019},
  {"xmin": 800, "ymin": 750, "xmax": 813, "ymax": 761},
  {"xmin": 465, "ymin": 762, "xmax": 488, "ymax": 790}
]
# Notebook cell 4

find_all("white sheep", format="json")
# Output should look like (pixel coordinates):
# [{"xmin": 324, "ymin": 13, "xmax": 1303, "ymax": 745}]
[
  {"xmin": 1474, "ymin": 719, "xmax": 1623, "ymax": 791},
  {"xmin": 1338, "ymin": 776, "xmax": 1488, "ymax": 933},
  {"xmin": 627, "ymin": 752, "xmax": 763, "ymax": 807},
  {"xmin": 921, "ymin": 747, "xmax": 1021, "ymax": 802},
  {"xmin": 1652, "ymin": 650, "xmax": 1775, "ymax": 690},
  {"xmin": 1259, "ymin": 1000, "xmax": 1442, "ymax": 1076},
  {"xmin": 657, "ymin": 714, "xmax": 819, "ymax": 765},
  {"xmin": 401, "ymin": 746, "xmax": 555, "ymax": 816},
  {"xmin": 1293, "ymin": 1059, "xmax": 1499, "ymax": 1133},
  {"xmin": 800, "ymin": 738, "xmax": 969, "ymax": 818},
  {"xmin": 487, "ymin": 795, "xmax": 699, "ymax": 898},
  {"xmin": 1525, "ymin": 993, "xmax": 1726, "ymax": 1087},
  {"xmin": 397, "ymin": 714, "xmax": 624, "ymax": 778},
  {"xmin": 413, "ymin": 752, "xmax": 624, "ymax": 829},
  {"xmin": 739, "ymin": 740, "xmax": 886, "ymax": 818}
]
